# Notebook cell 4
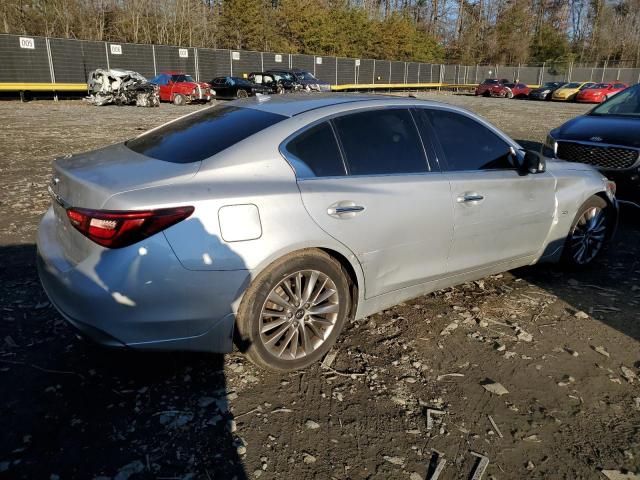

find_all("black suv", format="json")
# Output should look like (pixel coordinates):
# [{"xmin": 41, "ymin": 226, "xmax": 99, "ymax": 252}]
[
  {"xmin": 266, "ymin": 69, "xmax": 330, "ymax": 92},
  {"xmin": 544, "ymin": 83, "xmax": 640, "ymax": 196}
]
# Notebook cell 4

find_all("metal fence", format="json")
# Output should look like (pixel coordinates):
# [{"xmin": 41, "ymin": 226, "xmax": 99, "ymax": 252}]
[{"xmin": 2, "ymin": 33, "xmax": 640, "ymax": 88}]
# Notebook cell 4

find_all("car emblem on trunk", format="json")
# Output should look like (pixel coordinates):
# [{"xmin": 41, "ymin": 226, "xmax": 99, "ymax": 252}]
[{"xmin": 590, "ymin": 136, "xmax": 603, "ymax": 142}]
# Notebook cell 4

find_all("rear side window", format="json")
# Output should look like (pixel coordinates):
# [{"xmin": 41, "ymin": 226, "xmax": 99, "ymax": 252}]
[
  {"xmin": 423, "ymin": 109, "xmax": 513, "ymax": 171},
  {"xmin": 333, "ymin": 109, "xmax": 427, "ymax": 175},
  {"xmin": 126, "ymin": 106, "xmax": 286, "ymax": 163},
  {"xmin": 284, "ymin": 122, "xmax": 345, "ymax": 178}
]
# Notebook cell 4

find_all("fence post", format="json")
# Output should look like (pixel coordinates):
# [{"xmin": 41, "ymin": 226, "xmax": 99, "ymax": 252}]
[
  {"xmin": 417, "ymin": 63, "xmax": 421, "ymax": 83},
  {"xmin": 104, "ymin": 42, "xmax": 110, "ymax": 70},
  {"xmin": 404, "ymin": 62, "xmax": 407, "ymax": 84},
  {"xmin": 335, "ymin": 57, "xmax": 338, "ymax": 85},
  {"xmin": 152, "ymin": 45, "xmax": 157, "ymax": 77},
  {"xmin": 540, "ymin": 62, "xmax": 545, "ymax": 85},
  {"xmin": 602, "ymin": 60, "xmax": 607, "ymax": 82},
  {"xmin": 229, "ymin": 50, "xmax": 233, "ymax": 76},
  {"xmin": 45, "ymin": 37, "xmax": 58, "ymax": 101},
  {"xmin": 373, "ymin": 59, "xmax": 376, "ymax": 83},
  {"xmin": 193, "ymin": 48, "xmax": 198, "ymax": 81},
  {"xmin": 261, "ymin": 52, "xmax": 264, "ymax": 72},
  {"xmin": 388, "ymin": 61, "xmax": 391, "ymax": 84}
]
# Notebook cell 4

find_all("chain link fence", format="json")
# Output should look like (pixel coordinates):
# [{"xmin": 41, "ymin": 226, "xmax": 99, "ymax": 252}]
[{"xmin": 2, "ymin": 33, "xmax": 640, "ymax": 88}]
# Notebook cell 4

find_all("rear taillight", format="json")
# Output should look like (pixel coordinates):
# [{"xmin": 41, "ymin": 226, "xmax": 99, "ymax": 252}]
[{"xmin": 66, "ymin": 206, "xmax": 194, "ymax": 248}]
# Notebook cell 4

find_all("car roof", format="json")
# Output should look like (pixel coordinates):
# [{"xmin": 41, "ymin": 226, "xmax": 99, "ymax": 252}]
[{"xmin": 236, "ymin": 93, "xmax": 445, "ymax": 117}]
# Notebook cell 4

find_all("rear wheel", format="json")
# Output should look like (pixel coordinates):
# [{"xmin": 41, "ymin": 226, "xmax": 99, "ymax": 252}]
[
  {"xmin": 236, "ymin": 249, "xmax": 351, "ymax": 371},
  {"xmin": 505, "ymin": 88, "xmax": 514, "ymax": 99},
  {"xmin": 173, "ymin": 94, "xmax": 186, "ymax": 106},
  {"xmin": 562, "ymin": 196, "xmax": 611, "ymax": 267},
  {"xmin": 237, "ymin": 89, "xmax": 249, "ymax": 98}
]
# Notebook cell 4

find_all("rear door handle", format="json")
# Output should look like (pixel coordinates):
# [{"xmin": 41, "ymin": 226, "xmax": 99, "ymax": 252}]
[
  {"xmin": 457, "ymin": 193, "xmax": 484, "ymax": 203},
  {"xmin": 327, "ymin": 205, "xmax": 365, "ymax": 217}
]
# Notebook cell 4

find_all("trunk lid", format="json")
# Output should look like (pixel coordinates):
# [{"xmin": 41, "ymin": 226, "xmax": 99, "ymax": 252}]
[{"xmin": 49, "ymin": 142, "xmax": 200, "ymax": 264}]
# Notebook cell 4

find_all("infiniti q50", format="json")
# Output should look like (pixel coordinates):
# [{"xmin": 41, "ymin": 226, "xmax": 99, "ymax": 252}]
[{"xmin": 38, "ymin": 95, "xmax": 617, "ymax": 371}]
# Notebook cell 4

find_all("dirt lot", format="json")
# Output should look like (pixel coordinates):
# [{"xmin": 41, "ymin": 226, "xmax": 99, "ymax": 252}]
[{"xmin": 0, "ymin": 94, "xmax": 639, "ymax": 480}]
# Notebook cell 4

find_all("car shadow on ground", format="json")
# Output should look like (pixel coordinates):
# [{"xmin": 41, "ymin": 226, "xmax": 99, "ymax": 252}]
[
  {"xmin": 512, "ymin": 208, "xmax": 640, "ymax": 343},
  {"xmin": 0, "ymin": 243, "xmax": 248, "ymax": 479}
]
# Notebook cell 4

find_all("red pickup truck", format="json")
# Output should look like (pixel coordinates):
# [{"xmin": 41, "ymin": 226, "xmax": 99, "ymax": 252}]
[{"xmin": 150, "ymin": 72, "xmax": 212, "ymax": 105}]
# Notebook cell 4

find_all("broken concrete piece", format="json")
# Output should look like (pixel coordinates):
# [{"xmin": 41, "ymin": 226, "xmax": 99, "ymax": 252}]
[
  {"xmin": 440, "ymin": 321, "xmax": 458, "ymax": 336},
  {"xmin": 469, "ymin": 451, "xmax": 489, "ymax": 480},
  {"xmin": 480, "ymin": 379, "xmax": 509, "ymax": 396},
  {"xmin": 383, "ymin": 455, "xmax": 405, "ymax": 466},
  {"xmin": 621, "ymin": 366, "xmax": 637, "ymax": 383},
  {"xmin": 593, "ymin": 346, "xmax": 610, "ymax": 358},
  {"xmin": 304, "ymin": 420, "xmax": 320, "ymax": 430},
  {"xmin": 601, "ymin": 470, "xmax": 640, "ymax": 480},
  {"xmin": 574, "ymin": 311, "xmax": 589, "ymax": 319},
  {"xmin": 516, "ymin": 329, "xmax": 533, "ymax": 342}
]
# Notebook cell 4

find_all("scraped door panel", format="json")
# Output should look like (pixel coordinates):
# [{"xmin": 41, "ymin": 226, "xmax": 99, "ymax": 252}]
[{"xmin": 298, "ymin": 174, "xmax": 453, "ymax": 298}]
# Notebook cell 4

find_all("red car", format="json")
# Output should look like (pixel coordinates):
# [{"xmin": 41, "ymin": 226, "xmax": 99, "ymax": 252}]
[
  {"xmin": 150, "ymin": 72, "xmax": 211, "ymax": 105},
  {"xmin": 575, "ymin": 82, "xmax": 628, "ymax": 103},
  {"xmin": 475, "ymin": 78, "xmax": 530, "ymax": 98}
]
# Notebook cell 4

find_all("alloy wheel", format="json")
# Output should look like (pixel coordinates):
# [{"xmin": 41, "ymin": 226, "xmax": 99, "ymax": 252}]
[
  {"xmin": 259, "ymin": 270, "xmax": 340, "ymax": 360},
  {"xmin": 569, "ymin": 206, "xmax": 607, "ymax": 265}
]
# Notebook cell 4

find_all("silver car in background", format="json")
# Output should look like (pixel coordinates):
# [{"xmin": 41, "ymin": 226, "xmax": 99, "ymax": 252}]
[{"xmin": 38, "ymin": 95, "xmax": 618, "ymax": 371}]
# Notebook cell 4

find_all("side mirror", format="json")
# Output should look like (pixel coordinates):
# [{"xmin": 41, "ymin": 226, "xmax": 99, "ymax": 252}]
[{"xmin": 522, "ymin": 150, "xmax": 546, "ymax": 174}]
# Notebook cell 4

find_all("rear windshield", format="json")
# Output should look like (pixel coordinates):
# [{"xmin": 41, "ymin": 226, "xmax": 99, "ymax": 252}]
[{"xmin": 126, "ymin": 106, "xmax": 286, "ymax": 163}]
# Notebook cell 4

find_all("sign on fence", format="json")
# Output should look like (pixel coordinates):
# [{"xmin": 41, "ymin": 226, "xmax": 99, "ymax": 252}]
[
  {"xmin": 110, "ymin": 44, "xmax": 122, "ymax": 55},
  {"xmin": 178, "ymin": 48, "xmax": 188, "ymax": 58},
  {"xmin": 232, "ymin": 51, "xmax": 240, "ymax": 60},
  {"xmin": 275, "ymin": 54, "xmax": 282, "ymax": 63},
  {"xmin": 19, "ymin": 37, "xmax": 35, "ymax": 49},
  {"xmin": 316, "ymin": 57, "xmax": 322, "ymax": 65}
]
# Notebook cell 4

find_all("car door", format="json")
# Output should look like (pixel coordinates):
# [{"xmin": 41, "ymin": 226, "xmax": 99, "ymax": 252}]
[
  {"xmin": 212, "ymin": 78, "xmax": 230, "ymax": 98},
  {"xmin": 152, "ymin": 74, "xmax": 170, "ymax": 101},
  {"xmin": 284, "ymin": 107, "xmax": 454, "ymax": 299},
  {"xmin": 415, "ymin": 107, "xmax": 556, "ymax": 275}
]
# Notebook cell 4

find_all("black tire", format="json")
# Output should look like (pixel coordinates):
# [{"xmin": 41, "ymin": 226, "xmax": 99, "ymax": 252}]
[
  {"xmin": 237, "ymin": 89, "xmax": 249, "ymax": 98},
  {"xmin": 505, "ymin": 88, "xmax": 514, "ymax": 99},
  {"xmin": 483, "ymin": 91, "xmax": 491, "ymax": 97},
  {"xmin": 562, "ymin": 196, "xmax": 611, "ymax": 267},
  {"xmin": 173, "ymin": 94, "xmax": 186, "ymax": 106},
  {"xmin": 236, "ymin": 249, "xmax": 351, "ymax": 372}
]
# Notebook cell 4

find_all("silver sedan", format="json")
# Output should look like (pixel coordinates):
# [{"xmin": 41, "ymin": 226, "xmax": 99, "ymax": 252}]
[{"xmin": 37, "ymin": 94, "xmax": 618, "ymax": 371}]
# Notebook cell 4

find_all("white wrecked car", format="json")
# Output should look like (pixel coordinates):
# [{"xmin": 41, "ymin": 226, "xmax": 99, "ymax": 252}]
[{"xmin": 87, "ymin": 69, "xmax": 159, "ymax": 107}]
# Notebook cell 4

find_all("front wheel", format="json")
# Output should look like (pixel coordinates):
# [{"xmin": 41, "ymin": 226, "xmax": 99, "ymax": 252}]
[
  {"xmin": 236, "ymin": 249, "xmax": 351, "ymax": 371},
  {"xmin": 562, "ymin": 196, "xmax": 611, "ymax": 267},
  {"xmin": 237, "ymin": 89, "xmax": 249, "ymax": 98},
  {"xmin": 172, "ymin": 94, "xmax": 186, "ymax": 106}
]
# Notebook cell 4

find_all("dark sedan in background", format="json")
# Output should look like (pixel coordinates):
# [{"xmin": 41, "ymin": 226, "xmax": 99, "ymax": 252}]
[
  {"xmin": 210, "ymin": 76, "xmax": 271, "ymax": 99},
  {"xmin": 544, "ymin": 83, "xmax": 640, "ymax": 196},
  {"xmin": 266, "ymin": 68, "xmax": 331, "ymax": 92},
  {"xmin": 529, "ymin": 81, "xmax": 567, "ymax": 100}
]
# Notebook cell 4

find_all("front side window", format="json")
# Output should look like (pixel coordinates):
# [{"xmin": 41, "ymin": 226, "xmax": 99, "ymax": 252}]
[
  {"xmin": 127, "ymin": 105, "xmax": 286, "ymax": 163},
  {"xmin": 333, "ymin": 109, "xmax": 427, "ymax": 175},
  {"xmin": 425, "ymin": 109, "xmax": 513, "ymax": 171},
  {"xmin": 171, "ymin": 74, "xmax": 194, "ymax": 83},
  {"xmin": 284, "ymin": 122, "xmax": 345, "ymax": 178}
]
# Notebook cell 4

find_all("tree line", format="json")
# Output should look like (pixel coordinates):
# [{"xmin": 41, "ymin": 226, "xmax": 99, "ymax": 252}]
[{"xmin": 2, "ymin": 0, "xmax": 640, "ymax": 67}]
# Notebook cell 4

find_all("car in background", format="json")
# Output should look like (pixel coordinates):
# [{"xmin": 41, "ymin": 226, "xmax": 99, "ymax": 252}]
[
  {"xmin": 267, "ymin": 69, "xmax": 330, "ymax": 92},
  {"xmin": 474, "ymin": 79, "xmax": 529, "ymax": 98},
  {"xmin": 544, "ymin": 83, "xmax": 640, "ymax": 196},
  {"xmin": 210, "ymin": 76, "xmax": 271, "ymax": 99},
  {"xmin": 150, "ymin": 72, "xmax": 211, "ymax": 105},
  {"xmin": 528, "ymin": 81, "xmax": 567, "ymax": 100},
  {"xmin": 551, "ymin": 81, "xmax": 595, "ymax": 101},
  {"xmin": 38, "ymin": 95, "xmax": 617, "ymax": 372},
  {"xmin": 576, "ymin": 82, "xmax": 628, "ymax": 103},
  {"xmin": 475, "ymin": 78, "xmax": 511, "ymax": 97},
  {"xmin": 247, "ymin": 72, "xmax": 292, "ymax": 94}
]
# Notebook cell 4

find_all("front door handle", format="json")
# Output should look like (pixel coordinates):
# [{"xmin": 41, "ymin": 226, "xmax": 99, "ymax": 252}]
[
  {"xmin": 457, "ymin": 193, "xmax": 484, "ymax": 203},
  {"xmin": 327, "ymin": 205, "xmax": 365, "ymax": 217}
]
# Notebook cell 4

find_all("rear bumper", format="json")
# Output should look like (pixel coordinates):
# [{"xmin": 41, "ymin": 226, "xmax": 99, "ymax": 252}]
[{"xmin": 37, "ymin": 207, "xmax": 250, "ymax": 353}]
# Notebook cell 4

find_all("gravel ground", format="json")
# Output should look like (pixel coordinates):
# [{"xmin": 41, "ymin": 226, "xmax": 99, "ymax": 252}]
[{"xmin": 0, "ymin": 94, "xmax": 639, "ymax": 480}]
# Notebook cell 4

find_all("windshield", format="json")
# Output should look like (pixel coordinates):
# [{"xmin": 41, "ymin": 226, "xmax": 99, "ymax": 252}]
[
  {"xmin": 542, "ymin": 82, "xmax": 558, "ymax": 88},
  {"xmin": 271, "ymin": 72, "xmax": 294, "ymax": 82},
  {"xmin": 482, "ymin": 79, "xmax": 498, "ymax": 85},
  {"xmin": 171, "ymin": 74, "xmax": 195, "ymax": 83},
  {"xmin": 590, "ymin": 84, "xmax": 639, "ymax": 117},
  {"xmin": 564, "ymin": 82, "xmax": 581, "ymax": 88},
  {"xmin": 296, "ymin": 71, "xmax": 319, "ymax": 82},
  {"xmin": 587, "ymin": 83, "xmax": 609, "ymax": 89}
]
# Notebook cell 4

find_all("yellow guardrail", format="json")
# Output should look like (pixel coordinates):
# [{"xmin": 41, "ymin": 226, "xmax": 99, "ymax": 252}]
[
  {"xmin": 0, "ymin": 82, "xmax": 87, "ymax": 92},
  {"xmin": 332, "ymin": 82, "xmax": 540, "ymax": 91}
]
